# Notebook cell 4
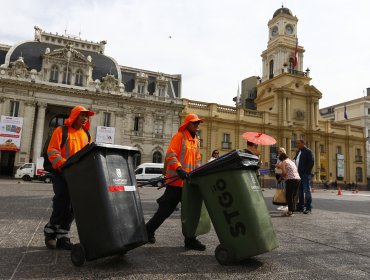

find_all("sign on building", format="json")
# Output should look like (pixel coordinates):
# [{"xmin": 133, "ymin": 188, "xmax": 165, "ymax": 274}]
[
  {"xmin": 96, "ymin": 126, "xmax": 115, "ymax": 144},
  {"xmin": 336, "ymin": 154, "xmax": 345, "ymax": 179},
  {"xmin": 0, "ymin": 116, "xmax": 23, "ymax": 151}
]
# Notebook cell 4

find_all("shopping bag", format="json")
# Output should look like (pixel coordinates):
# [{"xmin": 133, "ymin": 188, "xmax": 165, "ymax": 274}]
[
  {"xmin": 181, "ymin": 181, "xmax": 211, "ymax": 237},
  {"xmin": 272, "ymin": 182, "xmax": 287, "ymax": 205}
]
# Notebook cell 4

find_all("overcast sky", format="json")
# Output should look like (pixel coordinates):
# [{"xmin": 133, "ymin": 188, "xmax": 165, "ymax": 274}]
[{"xmin": 1, "ymin": 0, "xmax": 369, "ymax": 108}]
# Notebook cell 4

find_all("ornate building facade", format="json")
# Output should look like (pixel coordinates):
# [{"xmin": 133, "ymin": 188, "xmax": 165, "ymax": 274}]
[
  {"xmin": 0, "ymin": 27, "xmax": 183, "ymax": 175},
  {"xmin": 183, "ymin": 7, "xmax": 367, "ymax": 187},
  {"xmin": 320, "ymin": 88, "xmax": 370, "ymax": 183}
]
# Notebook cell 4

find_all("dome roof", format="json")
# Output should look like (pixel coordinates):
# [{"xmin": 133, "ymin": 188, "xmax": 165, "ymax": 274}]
[
  {"xmin": 6, "ymin": 41, "xmax": 119, "ymax": 81},
  {"xmin": 273, "ymin": 7, "xmax": 293, "ymax": 18}
]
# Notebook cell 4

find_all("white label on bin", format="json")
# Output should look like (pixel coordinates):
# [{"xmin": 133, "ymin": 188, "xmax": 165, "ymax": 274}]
[
  {"xmin": 113, "ymin": 178, "xmax": 127, "ymax": 185},
  {"xmin": 116, "ymin": 169, "xmax": 122, "ymax": 177},
  {"xmin": 124, "ymin": 185, "xmax": 136, "ymax": 191}
]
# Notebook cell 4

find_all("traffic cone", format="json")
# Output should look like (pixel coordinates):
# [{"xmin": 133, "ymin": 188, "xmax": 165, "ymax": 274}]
[{"xmin": 337, "ymin": 186, "xmax": 342, "ymax": 196}]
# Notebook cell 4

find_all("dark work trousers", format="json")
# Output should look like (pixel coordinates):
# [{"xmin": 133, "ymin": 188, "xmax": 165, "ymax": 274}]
[
  {"xmin": 44, "ymin": 172, "xmax": 74, "ymax": 239},
  {"xmin": 146, "ymin": 186, "xmax": 182, "ymax": 237},
  {"xmin": 285, "ymin": 179, "xmax": 300, "ymax": 212}
]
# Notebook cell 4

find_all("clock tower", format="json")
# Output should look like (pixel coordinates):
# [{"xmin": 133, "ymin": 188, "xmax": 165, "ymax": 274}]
[
  {"xmin": 261, "ymin": 6, "xmax": 303, "ymax": 82},
  {"xmin": 255, "ymin": 6, "xmax": 321, "ymax": 160}
]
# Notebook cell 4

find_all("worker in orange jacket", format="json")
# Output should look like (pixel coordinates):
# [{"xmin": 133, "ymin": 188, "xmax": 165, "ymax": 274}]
[
  {"xmin": 44, "ymin": 105, "xmax": 94, "ymax": 250},
  {"xmin": 145, "ymin": 113, "xmax": 206, "ymax": 251}
]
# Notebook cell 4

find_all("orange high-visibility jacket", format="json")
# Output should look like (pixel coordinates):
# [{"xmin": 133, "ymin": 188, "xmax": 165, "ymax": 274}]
[
  {"xmin": 165, "ymin": 129, "xmax": 201, "ymax": 187},
  {"xmin": 47, "ymin": 106, "xmax": 92, "ymax": 171}
]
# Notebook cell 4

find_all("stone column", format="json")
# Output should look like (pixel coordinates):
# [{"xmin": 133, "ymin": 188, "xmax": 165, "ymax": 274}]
[
  {"xmin": 89, "ymin": 109, "xmax": 100, "ymax": 141},
  {"xmin": 287, "ymin": 137, "xmax": 292, "ymax": 158},
  {"xmin": 287, "ymin": 98, "xmax": 291, "ymax": 123},
  {"xmin": 115, "ymin": 112, "xmax": 125, "ymax": 145},
  {"xmin": 315, "ymin": 102, "xmax": 319, "ymax": 127},
  {"xmin": 283, "ymin": 97, "xmax": 287, "ymax": 123},
  {"xmin": 311, "ymin": 103, "xmax": 315, "ymax": 127},
  {"xmin": 0, "ymin": 97, "xmax": 5, "ymax": 115},
  {"xmin": 315, "ymin": 141, "xmax": 320, "ymax": 181},
  {"xmin": 32, "ymin": 102, "xmax": 47, "ymax": 161},
  {"xmin": 21, "ymin": 101, "xmax": 36, "ymax": 163}
]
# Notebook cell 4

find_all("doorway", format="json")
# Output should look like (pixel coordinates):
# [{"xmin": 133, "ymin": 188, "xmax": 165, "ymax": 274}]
[{"xmin": 0, "ymin": 150, "xmax": 16, "ymax": 176}]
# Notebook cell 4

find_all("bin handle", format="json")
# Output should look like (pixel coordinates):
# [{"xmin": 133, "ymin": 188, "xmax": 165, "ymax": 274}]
[
  {"xmin": 137, "ymin": 175, "xmax": 179, "ymax": 188},
  {"xmin": 157, "ymin": 175, "xmax": 180, "ymax": 189}
]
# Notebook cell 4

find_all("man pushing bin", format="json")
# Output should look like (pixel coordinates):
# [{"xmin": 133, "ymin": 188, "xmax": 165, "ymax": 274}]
[
  {"xmin": 145, "ymin": 113, "xmax": 207, "ymax": 251},
  {"xmin": 44, "ymin": 105, "xmax": 94, "ymax": 250}
]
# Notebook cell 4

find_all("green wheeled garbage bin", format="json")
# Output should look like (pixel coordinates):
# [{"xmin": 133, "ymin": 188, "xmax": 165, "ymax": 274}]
[
  {"xmin": 181, "ymin": 180, "xmax": 211, "ymax": 238},
  {"xmin": 62, "ymin": 143, "xmax": 147, "ymax": 266},
  {"xmin": 188, "ymin": 150, "xmax": 279, "ymax": 265}
]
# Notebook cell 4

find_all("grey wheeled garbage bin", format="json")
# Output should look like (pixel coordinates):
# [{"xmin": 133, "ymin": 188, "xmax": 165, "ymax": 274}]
[
  {"xmin": 188, "ymin": 150, "xmax": 279, "ymax": 265},
  {"xmin": 62, "ymin": 143, "xmax": 147, "ymax": 266}
]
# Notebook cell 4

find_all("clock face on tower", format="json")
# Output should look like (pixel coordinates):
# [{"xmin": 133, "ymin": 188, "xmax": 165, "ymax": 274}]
[
  {"xmin": 271, "ymin": 26, "xmax": 278, "ymax": 37},
  {"xmin": 285, "ymin": 24, "xmax": 294, "ymax": 34}
]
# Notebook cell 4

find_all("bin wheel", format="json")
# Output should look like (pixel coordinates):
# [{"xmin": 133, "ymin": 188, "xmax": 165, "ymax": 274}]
[
  {"xmin": 215, "ymin": 244, "xmax": 233, "ymax": 265},
  {"xmin": 71, "ymin": 243, "xmax": 86, "ymax": 267}
]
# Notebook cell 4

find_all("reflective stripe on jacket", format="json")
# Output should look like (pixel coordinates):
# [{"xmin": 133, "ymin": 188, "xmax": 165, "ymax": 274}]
[
  {"xmin": 165, "ymin": 130, "xmax": 201, "ymax": 187},
  {"xmin": 47, "ymin": 126, "xmax": 91, "ymax": 171}
]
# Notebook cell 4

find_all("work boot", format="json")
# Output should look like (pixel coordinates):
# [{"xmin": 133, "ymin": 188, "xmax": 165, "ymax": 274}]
[
  {"xmin": 45, "ymin": 236, "xmax": 57, "ymax": 249},
  {"xmin": 147, "ymin": 233, "xmax": 156, "ymax": 244},
  {"xmin": 56, "ymin": 237, "xmax": 73, "ymax": 250},
  {"xmin": 184, "ymin": 237, "xmax": 206, "ymax": 251},
  {"xmin": 146, "ymin": 224, "xmax": 156, "ymax": 244}
]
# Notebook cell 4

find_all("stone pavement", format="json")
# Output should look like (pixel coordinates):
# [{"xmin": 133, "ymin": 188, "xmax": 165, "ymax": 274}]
[{"xmin": 1, "ymin": 179, "xmax": 370, "ymax": 279}]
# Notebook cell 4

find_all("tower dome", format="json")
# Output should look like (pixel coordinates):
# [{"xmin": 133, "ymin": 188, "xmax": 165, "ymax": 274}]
[{"xmin": 273, "ymin": 6, "xmax": 293, "ymax": 18}]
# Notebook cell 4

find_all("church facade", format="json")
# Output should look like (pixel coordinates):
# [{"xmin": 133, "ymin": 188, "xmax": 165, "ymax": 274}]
[{"xmin": 182, "ymin": 7, "xmax": 367, "ymax": 188}]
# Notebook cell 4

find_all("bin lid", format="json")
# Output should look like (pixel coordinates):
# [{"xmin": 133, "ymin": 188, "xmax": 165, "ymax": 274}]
[
  {"xmin": 190, "ymin": 149, "xmax": 260, "ymax": 178},
  {"xmin": 93, "ymin": 142, "xmax": 140, "ymax": 152},
  {"xmin": 62, "ymin": 142, "xmax": 139, "ymax": 170}
]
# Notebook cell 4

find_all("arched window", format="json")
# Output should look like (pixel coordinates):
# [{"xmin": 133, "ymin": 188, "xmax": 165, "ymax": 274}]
[
  {"xmin": 62, "ymin": 67, "xmax": 71, "ymax": 84},
  {"xmin": 50, "ymin": 65, "xmax": 59, "ymax": 83},
  {"xmin": 75, "ymin": 69, "xmax": 83, "ymax": 86},
  {"xmin": 152, "ymin": 151, "xmax": 162, "ymax": 163},
  {"xmin": 269, "ymin": 60, "xmax": 274, "ymax": 79}
]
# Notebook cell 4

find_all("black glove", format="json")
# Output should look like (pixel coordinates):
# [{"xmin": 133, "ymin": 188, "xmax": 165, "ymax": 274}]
[{"xmin": 176, "ymin": 167, "xmax": 189, "ymax": 180}]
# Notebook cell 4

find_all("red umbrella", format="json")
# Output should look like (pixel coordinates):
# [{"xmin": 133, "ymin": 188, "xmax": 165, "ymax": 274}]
[{"xmin": 242, "ymin": 132, "xmax": 277, "ymax": 146}]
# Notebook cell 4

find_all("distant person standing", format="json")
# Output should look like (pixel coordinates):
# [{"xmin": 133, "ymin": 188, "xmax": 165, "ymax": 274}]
[
  {"xmin": 275, "ymin": 147, "xmax": 287, "ymax": 211},
  {"xmin": 208, "ymin": 150, "xmax": 219, "ymax": 162},
  {"xmin": 244, "ymin": 141, "xmax": 261, "ymax": 179},
  {"xmin": 244, "ymin": 141, "xmax": 261, "ymax": 156},
  {"xmin": 294, "ymin": 139, "xmax": 314, "ymax": 214},
  {"xmin": 279, "ymin": 152, "xmax": 300, "ymax": 217},
  {"xmin": 275, "ymin": 147, "xmax": 286, "ymax": 181}
]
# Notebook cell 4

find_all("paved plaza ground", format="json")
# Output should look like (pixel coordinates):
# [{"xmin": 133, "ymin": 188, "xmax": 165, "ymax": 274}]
[{"xmin": 1, "ymin": 179, "xmax": 370, "ymax": 279}]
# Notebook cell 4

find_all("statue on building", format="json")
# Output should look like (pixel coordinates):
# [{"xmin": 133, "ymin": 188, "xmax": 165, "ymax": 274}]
[
  {"xmin": 99, "ymin": 40, "xmax": 107, "ymax": 54},
  {"xmin": 34, "ymin": 26, "xmax": 42, "ymax": 41}
]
